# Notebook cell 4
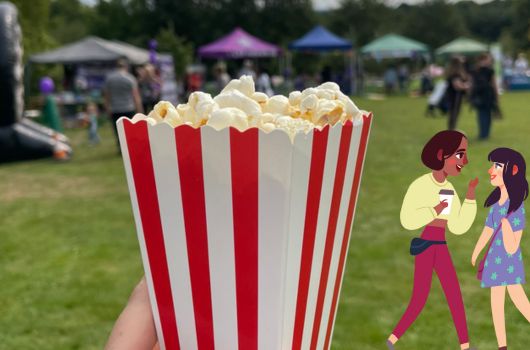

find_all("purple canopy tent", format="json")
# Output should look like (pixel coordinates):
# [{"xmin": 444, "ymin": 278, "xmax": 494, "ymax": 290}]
[{"xmin": 198, "ymin": 27, "xmax": 281, "ymax": 59}]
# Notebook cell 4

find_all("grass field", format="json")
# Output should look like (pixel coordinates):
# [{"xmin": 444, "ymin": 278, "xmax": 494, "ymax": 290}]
[{"xmin": 1, "ymin": 92, "xmax": 529, "ymax": 350}]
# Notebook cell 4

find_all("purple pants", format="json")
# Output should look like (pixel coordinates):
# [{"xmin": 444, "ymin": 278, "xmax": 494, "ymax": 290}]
[{"xmin": 393, "ymin": 226, "xmax": 469, "ymax": 344}]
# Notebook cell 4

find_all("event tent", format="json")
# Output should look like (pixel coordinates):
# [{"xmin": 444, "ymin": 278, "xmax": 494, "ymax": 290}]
[
  {"xmin": 30, "ymin": 36, "xmax": 164, "ymax": 65},
  {"xmin": 198, "ymin": 27, "xmax": 281, "ymax": 59},
  {"xmin": 435, "ymin": 37, "xmax": 488, "ymax": 56},
  {"xmin": 361, "ymin": 34, "xmax": 428, "ymax": 59},
  {"xmin": 289, "ymin": 25, "xmax": 352, "ymax": 51},
  {"xmin": 289, "ymin": 25, "xmax": 354, "ymax": 93}
]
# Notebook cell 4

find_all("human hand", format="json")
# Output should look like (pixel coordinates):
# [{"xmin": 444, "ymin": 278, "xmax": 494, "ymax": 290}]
[
  {"xmin": 434, "ymin": 200, "xmax": 448, "ymax": 215},
  {"xmin": 466, "ymin": 177, "xmax": 479, "ymax": 200},
  {"xmin": 105, "ymin": 277, "xmax": 159, "ymax": 350}
]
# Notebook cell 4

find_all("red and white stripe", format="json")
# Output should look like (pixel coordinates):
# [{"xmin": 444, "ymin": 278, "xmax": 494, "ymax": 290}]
[{"xmin": 117, "ymin": 114, "xmax": 372, "ymax": 350}]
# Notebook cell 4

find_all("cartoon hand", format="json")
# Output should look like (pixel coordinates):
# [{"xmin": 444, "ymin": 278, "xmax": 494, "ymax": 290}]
[
  {"xmin": 434, "ymin": 200, "xmax": 448, "ymax": 215},
  {"xmin": 501, "ymin": 217, "xmax": 512, "ymax": 230},
  {"xmin": 466, "ymin": 177, "xmax": 479, "ymax": 200},
  {"xmin": 471, "ymin": 251, "xmax": 478, "ymax": 266}
]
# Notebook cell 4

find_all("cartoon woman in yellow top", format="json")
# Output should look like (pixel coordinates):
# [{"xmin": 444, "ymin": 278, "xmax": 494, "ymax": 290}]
[{"xmin": 387, "ymin": 130, "xmax": 478, "ymax": 350}]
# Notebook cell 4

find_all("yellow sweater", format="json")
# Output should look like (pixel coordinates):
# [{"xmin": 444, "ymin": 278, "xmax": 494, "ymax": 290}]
[{"xmin": 400, "ymin": 173, "xmax": 476, "ymax": 235}]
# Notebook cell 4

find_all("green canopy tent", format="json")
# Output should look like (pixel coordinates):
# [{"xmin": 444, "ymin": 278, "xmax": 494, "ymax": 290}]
[
  {"xmin": 361, "ymin": 33, "xmax": 429, "ymax": 59},
  {"xmin": 360, "ymin": 34, "xmax": 429, "ymax": 94},
  {"xmin": 435, "ymin": 37, "xmax": 488, "ymax": 56}
]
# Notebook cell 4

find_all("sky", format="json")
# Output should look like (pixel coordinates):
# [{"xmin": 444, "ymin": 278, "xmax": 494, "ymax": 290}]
[
  {"xmin": 79, "ymin": 0, "xmax": 494, "ymax": 11},
  {"xmin": 312, "ymin": 0, "xmax": 494, "ymax": 11}
]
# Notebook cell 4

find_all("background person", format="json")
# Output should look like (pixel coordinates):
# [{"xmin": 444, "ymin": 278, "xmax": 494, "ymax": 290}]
[
  {"xmin": 256, "ymin": 67, "xmax": 274, "ymax": 96},
  {"xmin": 446, "ymin": 56, "xmax": 471, "ymax": 130},
  {"xmin": 85, "ymin": 101, "xmax": 100, "ymax": 145},
  {"xmin": 398, "ymin": 63, "xmax": 410, "ymax": 93},
  {"xmin": 213, "ymin": 61, "xmax": 231, "ymax": 94},
  {"xmin": 39, "ymin": 76, "xmax": 63, "ymax": 132},
  {"xmin": 384, "ymin": 65, "xmax": 398, "ymax": 95},
  {"xmin": 238, "ymin": 59, "xmax": 256, "ymax": 80},
  {"xmin": 104, "ymin": 58, "xmax": 143, "ymax": 151},
  {"xmin": 137, "ymin": 64, "xmax": 161, "ymax": 114},
  {"xmin": 470, "ymin": 53, "xmax": 499, "ymax": 140},
  {"xmin": 514, "ymin": 53, "xmax": 528, "ymax": 75}
]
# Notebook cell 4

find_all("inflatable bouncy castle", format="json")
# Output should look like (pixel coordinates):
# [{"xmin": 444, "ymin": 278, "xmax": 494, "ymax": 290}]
[{"xmin": 0, "ymin": 1, "xmax": 71, "ymax": 163}]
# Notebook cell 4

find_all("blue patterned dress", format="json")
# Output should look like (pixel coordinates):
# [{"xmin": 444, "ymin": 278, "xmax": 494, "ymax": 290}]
[{"xmin": 481, "ymin": 200, "xmax": 526, "ymax": 288}]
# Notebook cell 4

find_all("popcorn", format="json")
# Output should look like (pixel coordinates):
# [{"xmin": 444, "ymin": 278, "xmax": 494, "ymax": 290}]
[
  {"xmin": 338, "ymin": 93, "xmax": 361, "ymax": 119},
  {"xmin": 318, "ymin": 81, "xmax": 341, "ymax": 92},
  {"xmin": 251, "ymin": 92, "xmax": 268, "ymax": 104},
  {"xmin": 315, "ymin": 100, "xmax": 342, "ymax": 125},
  {"xmin": 176, "ymin": 104, "xmax": 198, "ymax": 125},
  {"xmin": 214, "ymin": 90, "xmax": 262, "ymax": 117},
  {"xmin": 262, "ymin": 95, "xmax": 289, "ymax": 115},
  {"xmin": 131, "ymin": 113, "xmax": 148, "ymax": 123},
  {"xmin": 163, "ymin": 109, "xmax": 183, "ymax": 127},
  {"xmin": 301, "ymin": 87, "xmax": 318, "ymax": 98},
  {"xmin": 261, "ymin": 122, "xmax": 276, "ymax": 133},
  {"xmin": 129, "ymin": 76, "xmax": 365, "ymax": 142},
  {"xmin": 316, "ymin": 88, "xmax": 335, "ymax": 100},
  {"xmin": 207, "ymin": 107, "xmax": 249, "ymax": 131},
  {"xmin": 300, "ymin": 94, "xmax": 319, "ymax": 114},
  {"xmin": 288, "ymin": 91, "xmax": 302, "ymax": 106},
  {"xmin": 275, "ymin": 115, "xmax": 315, "ymax": 142},
  {"xmin": 189, "ymin": 91, "xmax": 218, "ymax": 119},
  {"xmin": 221, "ymin": 75, "xmax": 255, "ymax": 97},
  {"xmin": 131, "ymin": 113, "xmax": 158, "ymax": 126}
]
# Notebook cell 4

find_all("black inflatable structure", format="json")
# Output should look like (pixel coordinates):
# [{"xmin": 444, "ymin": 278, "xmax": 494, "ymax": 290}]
[{"xmin": 0, "ymin": 1, "xmax": 71, "ymax": 163}]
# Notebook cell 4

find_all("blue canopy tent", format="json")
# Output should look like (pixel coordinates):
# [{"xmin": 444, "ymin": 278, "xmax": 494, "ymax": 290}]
[
  {"xmin": 289, "ymin": 26, "xmax": 356, "ymax": 94},
  {"xmin": 289, "ymin": 25, "xmax": 352, "ymax": 51}
]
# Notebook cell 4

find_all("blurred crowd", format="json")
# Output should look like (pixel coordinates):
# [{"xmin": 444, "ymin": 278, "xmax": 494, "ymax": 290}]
[{"xmin": 36, "ymin": 51, "xmax": 529, "ymax": 149}]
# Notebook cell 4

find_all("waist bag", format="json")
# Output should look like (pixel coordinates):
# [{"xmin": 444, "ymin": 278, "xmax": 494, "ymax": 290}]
[{"xmin": 410, "ymin": 237, "xmax": 447, "ymax": 256}]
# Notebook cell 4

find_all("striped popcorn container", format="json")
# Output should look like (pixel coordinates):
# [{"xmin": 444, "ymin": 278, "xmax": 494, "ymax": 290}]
[{"xmin": 117, "ymin": 113, "xmax": 372, "ymax": 350}]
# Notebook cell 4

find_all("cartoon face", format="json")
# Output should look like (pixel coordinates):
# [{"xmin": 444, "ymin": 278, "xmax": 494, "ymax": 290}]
[
  {"xmin": 442, "ymin": 137, "xmax": 468, "ymax": 176},
  {"xmin": 488, "ymin": 162, "xmax": 505, "ymax": 187}
]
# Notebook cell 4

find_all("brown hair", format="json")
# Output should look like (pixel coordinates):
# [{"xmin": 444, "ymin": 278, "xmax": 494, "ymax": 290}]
[
  {"xmin": 421, "ymin": 130, "xmax": 467, "ymax": 170},
  {"xmin": 477, "ymin": 52, "xmax": 490, "ymax": 61},
  {"xmin": 116, "ymin": 58, "xmax": 129, "ymax": 69},
  {"xmin": 446, "ymin": 56, "xmax": 465, "ymax": 78}
]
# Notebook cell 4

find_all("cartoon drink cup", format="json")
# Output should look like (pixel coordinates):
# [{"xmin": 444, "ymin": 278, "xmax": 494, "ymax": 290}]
[
  {"xmin": 439, "ymin": 189, "xmax": 455, "ymax": 215},
  {"xmin": 117, "ymin": 77, "xmax": 372, "ymax": 350}
]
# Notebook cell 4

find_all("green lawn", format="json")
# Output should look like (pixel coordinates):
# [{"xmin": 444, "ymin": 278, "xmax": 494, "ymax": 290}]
[{"xmin": 1, "ymin": 92, "xmax": 529, "ymax": 349}]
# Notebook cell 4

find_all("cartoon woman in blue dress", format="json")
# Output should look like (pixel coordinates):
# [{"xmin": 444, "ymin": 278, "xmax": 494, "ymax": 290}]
[{"xmin": 472, "ymin": 148, "xmax": 530, "ymax": 350}]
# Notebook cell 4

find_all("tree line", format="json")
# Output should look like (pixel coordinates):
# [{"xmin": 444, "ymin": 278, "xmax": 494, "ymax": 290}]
[{"xmin": 10, "ymin": 0, "xmax": 530, "ymax": 78}]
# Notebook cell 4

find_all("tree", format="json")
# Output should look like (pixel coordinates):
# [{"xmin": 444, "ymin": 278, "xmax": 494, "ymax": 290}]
[
  {"xmin": 329, "ymin": 0, "xmax": 390, "ymax": 47},
  {"xmin": 155, "ymin": 27, "xmax": 194, "ymax": 79},
  {"xmin": 455, "ymin": 0, "xmax": 511, "ymax": 44},
  {"xmin": 49, "ymin": 0, "xmax": 92, "ymax": 44},
  {"xmin": 511, "ymin": 0, "xmax": 530, "ymax": 52},
  {"xmin": 258, "ymin": 0, "xmax": 316, "ymax": 46},
  {"xmin": 393, "ymin": 0, "xmax": 467, "ymax": 50},
  {"xmin": 10, "ymin": 0, "xmax": 55, "ymax": 56}
]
